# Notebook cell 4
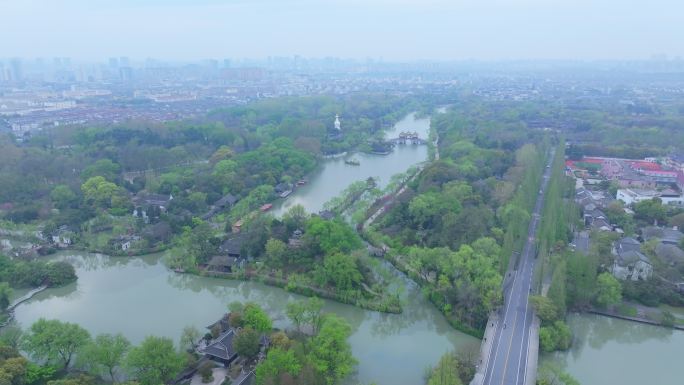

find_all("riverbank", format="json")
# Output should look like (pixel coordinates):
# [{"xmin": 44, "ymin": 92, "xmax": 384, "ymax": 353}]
[
  {"xmin": 196, "ymin": 268, "xmax": 402, "ymax": 314},
  {"xmin": 13, "ymin": 251, "xmax": 479, "ymax": 385},
  {"xmin": 0, "ymin": 285, "xmax": 47, "ymax": 328},
  {"xmin": 544, "ymin": 313, "xmax": 684, "ymax": 385},
  {"xmin": 587, "ymin": 307, "xmax": 684, "ymax": 330}
]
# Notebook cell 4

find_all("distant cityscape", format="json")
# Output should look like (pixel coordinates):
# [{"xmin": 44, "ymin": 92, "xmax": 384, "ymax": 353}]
[{"xmin": 2, "ymin": 56, "xmax": 684, "ymax": 142}]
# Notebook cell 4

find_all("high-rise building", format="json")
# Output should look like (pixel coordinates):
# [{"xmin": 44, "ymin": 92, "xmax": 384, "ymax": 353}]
[
  {"xmin": 119, "ymin": 56, "xmax": 130, "ymax": 67},
  {"xmin": 109, "ymin": 57, "xmax": 119, "ymax": 68},
  {"xmin": 119, "ymin": 66, "xmax": 133, "ymax": 81},
  {"xmin": 9, "ymin": 58, "xmax": 22, "ymax": 81}
]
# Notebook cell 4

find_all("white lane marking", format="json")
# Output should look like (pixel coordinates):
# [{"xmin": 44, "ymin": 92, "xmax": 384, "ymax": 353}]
[{"xmin": 515, "ymin": 271, "xmax": 532, "ymax": 385}]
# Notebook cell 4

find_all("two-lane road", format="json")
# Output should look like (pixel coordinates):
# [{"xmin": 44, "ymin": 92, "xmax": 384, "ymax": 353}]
[{"xmin": 482, "ymin": 151, "xmax": 554, "ymax": 385}]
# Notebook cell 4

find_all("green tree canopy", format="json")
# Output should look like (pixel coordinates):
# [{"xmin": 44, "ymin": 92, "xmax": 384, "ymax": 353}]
[
  {"xmin": 125, "ymin": 336, "xmax": 184, "ymax": 385},
  {"xmin": 22, "ymin": 318, "xmax": 91, "ymax": 369},
  {"xmin": 255, "ymin": 348, "xmax": 301, "ymax": 385},
  {"xmin": 307, "ymin": 314, "xmax": 356, "ymax": 385},
  {"xmin": 594, "ymin": 272, "xmax": 622, "ymax": 308},
  {"xmin": 79, "ymin": 333, "xmax": 130, "ymax": 382},
  {"xmin": 243, "ymin": 303, "xmax": 273, "ymax": 333},
  {"xmin": 232, "ymin": 327, "xmax": 260, "ymax": 360}
]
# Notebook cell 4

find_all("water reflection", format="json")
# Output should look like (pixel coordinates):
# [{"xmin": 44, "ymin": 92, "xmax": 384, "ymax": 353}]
[
  {"xmin": 272, "ymin": 113, "xmax": 431, "ymax": 216},
  {"xmin": 14, "ymin": 252, "xmax": 477, "ymax": 385},
  {"xmin": 545, "ymin": 314, "xmax": 684, "ymax": 385}
]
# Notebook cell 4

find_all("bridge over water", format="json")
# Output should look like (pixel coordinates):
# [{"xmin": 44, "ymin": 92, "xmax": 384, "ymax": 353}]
[{"xmin": 472, "ymin": 150, "xmax": 554, "ymax": 385}]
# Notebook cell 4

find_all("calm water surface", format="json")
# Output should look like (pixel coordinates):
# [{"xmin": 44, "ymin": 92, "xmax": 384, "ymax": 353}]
[
  {"xmin": 14, "ymin": 110, "xmax": 478, "ymax": 385},
  {"xmin": 544, "ymin": 313, "xmax": 684, "ymax": 385},
  {"xmin": 272, "ymin": 112, "xmax": 430, "ymax": 216},
  {"xmin": 14, "ymin": 252, "xmax": 478, "ymax": 385}
]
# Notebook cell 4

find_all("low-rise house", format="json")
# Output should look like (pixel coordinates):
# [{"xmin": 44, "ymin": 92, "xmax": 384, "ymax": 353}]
[
  {"xmin": 617, "ymin": 188, "xmax": 684, "ymax": 206},
  {"xmin": 274, "ymin": 183, "xmax": 293, "ymax": 198},
  {"xmin": 655, "ymin": 243, "xmax": 684, "ymax": 267},
  {"xmin": 611, "ymin": 237, "xmax": 653, "ymax": 280},
  {"xmin": 214, "ymin": 194, "xmax": 237, "ymax": 210},
  {"xmin": 200, "ymin": 329, "xmax": 238, "ymax": 367},
  {"xmin": 642, "ymin": 226, "xmax": 683, "ymax": 245},
  {"xmin": 613, "ymin": 237, "xmax": 642, "ymax": 254},
  {"xmin": 51, "ymin": 226, "xmax": 74, "ymax": 247},
  {"xmin": 288, "ymin": 229, "xmax": 303, "ymax": 248},
  {"xmin": 318, "ymin": 210, "xmax": 335, "ymax": 220},
  {"xmin": 220, "ymin": 234, "xmax": 246, "ymax": 259},
  {"xmin": 132, "ymin": 192, "xmax": 173, "ymax": 213},
  {"xmin": 612, "ymin": 249, "xmax": 653, "ymax": 281},
  {"xmin": 206, "ymin": 256, "xmax": 238, "ymax": 273}
]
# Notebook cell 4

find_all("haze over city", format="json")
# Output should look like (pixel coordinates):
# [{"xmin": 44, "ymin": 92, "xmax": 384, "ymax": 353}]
[
  {"xmin": 1, "ymin": 2, "xmax": 684, "ymax": 385},
  {"xmin": 2, "ymin": 0, "xmax": 683, "ymax": 61}
]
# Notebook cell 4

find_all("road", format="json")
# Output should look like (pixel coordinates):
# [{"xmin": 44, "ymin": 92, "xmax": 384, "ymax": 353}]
[{"xmin": 481, "ymin": 150, "xmax": 554, "ymax": 385}]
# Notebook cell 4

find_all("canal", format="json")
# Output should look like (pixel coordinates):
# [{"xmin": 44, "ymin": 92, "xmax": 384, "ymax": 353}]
[
  {"xmin": 272, "ymin": 112, "xmax": 430, "ymax": 216},
  {"xmin": 13, "ymin": 252, "xmax": 479, "ymax": 385},
  {"xmin": 12, "ymin": 111, "xmax": 482, "ymax": 385},
  {"xmin": 544, "ymin": 313, "xmax": 684, "ymax": 385}
]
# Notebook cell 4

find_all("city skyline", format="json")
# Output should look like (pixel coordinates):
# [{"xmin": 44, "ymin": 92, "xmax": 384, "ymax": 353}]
[{"xmin": 2, "ymin": 0, "xmax": 683, "ymax": 61}]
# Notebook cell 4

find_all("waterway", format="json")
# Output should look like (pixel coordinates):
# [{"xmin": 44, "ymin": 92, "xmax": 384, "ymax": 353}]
[
  {"xmin": 272, "ymin": 112, "xmax": 430, "ymax": 216},
  {"xmin": 544, "ymin": 313, "xmax": 684, "ymax": 385},
  {"xmin": 10, "ymin": 111, "xmax": 482, "ymax": 385},
  {"xmin": 13, "ymin": 252, "xmax": 479, "ymax": 385}
]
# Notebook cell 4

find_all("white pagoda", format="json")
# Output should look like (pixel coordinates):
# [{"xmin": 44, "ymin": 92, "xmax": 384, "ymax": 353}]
[{"xmin": 334, "ymin": 114, "xmax": 341, "ymax": 131}]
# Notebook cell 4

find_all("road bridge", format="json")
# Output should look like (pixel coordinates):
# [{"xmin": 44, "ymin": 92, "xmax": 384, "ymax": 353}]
[{"xmin": 472, "ymin": 150, "xmax": 555, "ymax": 385}]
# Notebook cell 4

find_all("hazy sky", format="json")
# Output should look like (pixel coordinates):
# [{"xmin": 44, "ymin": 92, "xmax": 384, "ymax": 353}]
[{"xmin": 1, "ymin": 0, "xmax": 682, "ymax": 61}]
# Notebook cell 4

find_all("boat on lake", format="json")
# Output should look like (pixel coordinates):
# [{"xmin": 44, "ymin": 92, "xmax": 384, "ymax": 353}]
[{"xmin": 345, "ymin": 158, "xmax": 360, "ymax": 166}]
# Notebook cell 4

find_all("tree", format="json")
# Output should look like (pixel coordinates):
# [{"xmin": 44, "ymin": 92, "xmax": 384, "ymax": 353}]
[
  {"xmin": 633, "ymin": 198, "xmax": 667, "ymax": 224},
  {"xmin": 264, "ymin": 238, "xmax": 288, "ymax": 269},
  {"xmin": 285, "ymin": 297, "xmax": 325, "ymax": 334},
  {"xmin": 125, "ymin": 336, "xmax": 184, "ymax": 385},
  {"xmin": 80, "ymin": 333, "xmax": 130, "ymax": 382},
  {"xmin": 22, "ymin": 319, "xmax": 91, "ymax": 369},
  {"xmin": 307, "ymin": 315, "xmax": 356, "ymax": 385},
  {"xmin": 50, "ymin": 185, "xmax": 78, "ymax": 210},
  {"xmin": 232, "ymin": 327, "xmax": 260, "ymax": 360},
  {"xmin": 565, "ymin": 252, "xmax": 598, "ymax": 308},
  {"xmin": 303, "ymin": 297, "xmax": 325, "ymax": 335},
  {"xmin": 594, "ymin": 272, "xmax": 622, "ymax": 308},
  {"xmin": 0, "ymin": 282, "xmax": 12, "ymax": 311},
  {"xmin": 285, "ymin": 301, "xmax": 306, "ymax": 332},
  {"xmin": 255, "ymin": 348, "xmax": 301, "ymax": 385},
  {"xmin": 243, "ymin": 303, "xmax": 273, "ymax": 333},
  {"xmin": 537, "ymin": 364, "xmax": 580, "ymax": 385},
  {"xmin": 316, "ymin": 254, "xmax": 362, "ymax": 291},
  {"xmin": 427, "ymin": 352, "xmax": 462, "ymax": 385},
  {"xmin": 529, "ymin": 295, "xmax": 558, "ymax": 324},
  {"xmin": 179, "ymin": 326, "xmax": 201, "ymax": 352},
  {"xmin": 305, "ymin": 218, "xmax": 361, "ymax": 255},
  {"xmin": 81, "ymin": 176, "xmax": 120, "ymax": 208},
  {"xmin": 0, "ymin": 356, "xmax": 28, "ymax": 385},
  {"xmin": 82, "ymin": 159, "xmax": 121, "ymax": 182},
  {"xmin": 0, "ymin": 326, "xmax": 23, "ymax": 350},
  {"xmin": 282, "ymin": 204, "xmax": 308, "ymax": 232},
  {"xmin": 669, "ymin": 212, "xmax": 684, "ymax": 229}
]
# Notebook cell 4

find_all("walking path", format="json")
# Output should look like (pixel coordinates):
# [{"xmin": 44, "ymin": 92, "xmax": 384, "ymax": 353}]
[{"xmin": 1, "ymin": 285, "xmax": 48, "ymax": 328}]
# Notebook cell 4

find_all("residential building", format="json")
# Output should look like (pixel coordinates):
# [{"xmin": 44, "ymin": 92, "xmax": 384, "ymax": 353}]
[{"xmin": 611, "ymin": 237, "xmax": 653, "ymax": 280}]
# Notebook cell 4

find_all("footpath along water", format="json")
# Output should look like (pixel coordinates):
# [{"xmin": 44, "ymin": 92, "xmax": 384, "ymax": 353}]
[{"xmin": 13, "ymin": 252, "xmax": 479, "ymax": 385}]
